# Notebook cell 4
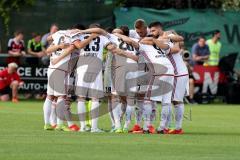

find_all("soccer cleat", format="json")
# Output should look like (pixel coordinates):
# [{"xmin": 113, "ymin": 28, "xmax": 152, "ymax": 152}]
[
  {"xmin": 148, "ymin": 125, "xmax": 155, "ymax": 134},
  {"xmin": 114, "ymin": 128, "xmax": 123, "ymax": 133},
  {"xmin": 44, "ymin": 124, "xmax": 54, "ymax": 130},
  {"xmin": 110, "ymin": 126, "xmax": 116, "ymax": 133},
  {"xmin": 69, "ymin": 124, "xmax": 80, "ymax": 131},
  {"xmin": 91, "ymin": 128, "xmax": 105, "ymax": 133},
  {"xmin": 156, "ymin": 128, "xmax": 169, "ymax": 134},
  {"xmin": 85, "ymin": 124, "xmax": 91, "ymax": 132},
  {"xmin": 51, "ymin": 124, "xmax": 57, "ymax": 129},
  {"xmin": 12, "ymin": 98, "xmax": 19, "ymax": 103},
  {"xmin": 143, "ymin": 130, "xmax": 150, "ymax": 134},
  {"xmin": 130, "ymin": 124, "xmax": 143, "ymax": 133},
  {"xmin": 168, "ymin": 129, "xmax": 184, "ymax": 134},
  {"xmin": 122, "ymin": 128, "xmax": 129, "ymax": 133},
  {"xmin": 78, "ymin": 128, "xmax": 87, "ymax": 132},
  {"xmin": 55, "ymin": 124, "xmax": 71, "ymax": 132}
]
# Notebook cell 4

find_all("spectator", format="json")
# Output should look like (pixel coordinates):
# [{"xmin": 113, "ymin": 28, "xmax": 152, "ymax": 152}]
[
  {"xmin": 27, "ymin": 33, "xmax": 45, "ymax": 58},
  {"xmin": 41, "ymin": 24, "xmax": 59, "ymax": 48},
  {"xmin": 191, "ymin": 37, "xmax": 210, "ymax": 65},
  {"xmin": 205, "ymin": 30, "xmax": 222, "ymax": 66},
  {"xmin": 0, "ymin": 62, "xmax": 23, "ymax": 102},
  {"xmin": 7, "ymin": 30, "xmax": 26, "ymax": 64}
]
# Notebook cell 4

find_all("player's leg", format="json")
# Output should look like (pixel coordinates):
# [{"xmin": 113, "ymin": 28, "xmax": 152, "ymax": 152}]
[
  {"xmin": 169, "ymin": 76, "xmax": 188, "ymax": 134},
  {"xmin": 43, "ymin": 95, "xmax": 55, "ymax": 130},
  {"xmin": 156, "ymin": 76, "xmax": 174, "ymax": 134},
  {"xmin": 112, "ymin": 95, "xmax": 123, "ymax": 133},
  {"xmin": 10, "ymin": 80, "xmax": 20, "ymax": 102},
  {"xmin": 0, "ymin": 87, "xmax": 10, "ymax": 101},
  {"xmin": 142, "ymin": 100, "xmax": 152, "ymax": 133},
  {"xmin": 50, "ymin": 100, "xmax": 57, "ymax": 128},
  {"xmin": 90, "ymin": 98, "xmax": 103, "ymax": 132}
]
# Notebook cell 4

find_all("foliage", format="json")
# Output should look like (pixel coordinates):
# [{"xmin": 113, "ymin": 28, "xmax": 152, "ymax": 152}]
[{"xmin": 0, "ymin": 0, "xmax": 35, "ymax": 34}]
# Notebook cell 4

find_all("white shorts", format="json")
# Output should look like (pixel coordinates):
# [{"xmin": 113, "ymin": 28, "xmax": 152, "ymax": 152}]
[
  {"xmin": 172, "ymin": 75, "xmax": 189, "ymax": 102},
  {"xmin": 47, "ymin": 68, "xmax": 69, "ymax": 96},
  {"xmin": 146, "ymin": 75, "xmax": 174, "ymax": 104},
  {"xmin": 75, "ymin": 70, "xmax": 104, "ymax": 99},
  {"xmin": 104, "ymin": 66, "xmax": 114, "ymax": 95}
]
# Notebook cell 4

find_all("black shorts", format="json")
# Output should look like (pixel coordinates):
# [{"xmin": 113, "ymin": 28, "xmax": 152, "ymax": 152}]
[{"xmin": 0, "ymin": 86, "xmax": 10, "ymax": 96}]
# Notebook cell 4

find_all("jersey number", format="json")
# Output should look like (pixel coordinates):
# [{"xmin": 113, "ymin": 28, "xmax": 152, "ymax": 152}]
[
  {"xmin": 118, "ymin": 38, "xmax": 134, "ymax": 51},
  {"xmin": 153, "ymin": 44, "xmax": 165, "ymax": 56},
  {"xmin": 84, "ymin": 36, "xmax": 100, "ymax": 52}
]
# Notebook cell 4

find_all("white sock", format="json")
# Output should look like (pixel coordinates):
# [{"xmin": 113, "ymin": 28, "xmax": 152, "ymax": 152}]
[
  {"xmin": 174, "ymin": 103, "xmax": 184, "ymax": 130},
  {"xmin": 124, "ymin": 104, "xmax": 134, "ymax": 129},
  {"xmin": 43, "ymin": 98, "xmax": 52, "ymax": 125},
  {"xmin": 166, "ymin": 104, "xmax": 172, "ymax": 129},
  {"xmin": 50, "ymin": 102, "xmax": 57, "ymax": 126},
  {"xmin": 150, "ymin": 101, "xmax": 157, "ymax": 124},
  {"xmin": 91, "ymin": 101, "xmax": 100, "ymax": 130},
  {"xmin": 135, "ymin": 100, "xmax": 143, "ymax": 125},
  {"xmin": 77, "ymin": 101, "xmax": 86, "ymax": 130},
  {"xmin": 159, "ymin": 103, "xmax": 171, "ymax": 130},
  {"xmin": 108, "ymin": 100, "xmax": 115, "ymax": 128},
  {"xmin": 142, "ymin": 101, "xmax": 152, "ymax": 130},
  {"xmin": 65, "ymin": 102, "xmax": 74, "ymax": 127},
  {"xmin": 112, "ymin": 102, "xmax": 122, "ymax": 129},
  {"xmin": 56, "ymin": 98, "xmax": 67, "ymax": 126}
]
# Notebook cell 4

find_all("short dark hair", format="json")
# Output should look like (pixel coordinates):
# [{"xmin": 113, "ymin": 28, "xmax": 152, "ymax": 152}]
[
  {"xmin": 149, "ymin": 21, "xmax": 163, "ymax": 28},
  {"xmin": 198, "ymin": 36, "xmax": 205, "ymax": 41},
  {"xmin": 32, "ymin": 32, "xmax": 41, "ymax": 38},
  {"xmin": 89, "ymin": 23, "xmax": 101, "ymax": 28},
  {"xmin": 105, "ymin": 27, "xmax": 114, "ymax": 33},
  {"xmin": 14, "ymin": 30, "xmax": 23, "ymax": 36},
  {"xmin": 119, "ymin": 25, "xmax": 129, "ymax": 36},
  {"xmin": 72, "ymin": 23, "xmax": 86, "ymax": 30},
  {"xmin": 213, "ymin": 29, "xmax": 220, "ymax": 36}
]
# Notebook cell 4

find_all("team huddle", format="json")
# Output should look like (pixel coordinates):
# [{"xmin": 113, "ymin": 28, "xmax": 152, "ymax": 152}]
[{"xmin": 42, "ymin": 19, "xmax": 189, "ymax": 134}]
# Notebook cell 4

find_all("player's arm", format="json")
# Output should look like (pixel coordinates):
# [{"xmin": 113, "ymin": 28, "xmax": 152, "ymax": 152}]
[
  {"xmin": 106, "ymin": 44, "xmax": 139, "ymax": 62},
  {"xmin": 152, "ymin": 38, "xmax": 169, "ymax": 50},
  {"xmin": 139, "ymin": 37, "xmax": 154, "ymax": 45},
  {"xmin": 80, "ymin": 28, "xmax": 108, "ymax": 36},
  {"xmin": 113, "ymin": 33, "xmax": 139, "ymax": 49},
  {"xmin": 73, "ymin": 33, "xmax": 98, "ymax": 49},
  {"xmin": 45, "ymin": 43, "xmax": 69, "ymax": 55}
]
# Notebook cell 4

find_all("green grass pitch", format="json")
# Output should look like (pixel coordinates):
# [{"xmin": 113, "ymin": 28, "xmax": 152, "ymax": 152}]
[{"xmin": 0, "ymin": 101, "xmax": 240, "ymax": 160}]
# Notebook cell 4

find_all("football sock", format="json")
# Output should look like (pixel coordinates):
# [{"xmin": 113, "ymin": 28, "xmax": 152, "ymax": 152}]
[
  {"xmin": 174, "ymin": 103, "xmax": 184, "ymax": 130},
  {"xmin": 43, "ymin": 98, "xmax": 52, "ymax": 125}
]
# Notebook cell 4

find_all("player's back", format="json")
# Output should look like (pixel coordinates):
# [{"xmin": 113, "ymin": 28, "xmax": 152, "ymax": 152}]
[
  {"xmin": 77, "ymin": 34, "xmax": 110, "ymax": 73},
  {"xmin": 139, "ymin": 44, "xmax": 173, "ymax": 75},
  {"xmin": 109, "ymin": 34, "xmax": 138, "ymax": 67}
]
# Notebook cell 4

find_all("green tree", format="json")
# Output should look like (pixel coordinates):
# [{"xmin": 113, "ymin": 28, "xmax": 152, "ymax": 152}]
[
  {"xmin": 0, "ymin": 0, "xmax": 35, "ymax": 34},
  {"xmin": 222, "ymin": 0, "xmax": 240, "ymax": 11}
]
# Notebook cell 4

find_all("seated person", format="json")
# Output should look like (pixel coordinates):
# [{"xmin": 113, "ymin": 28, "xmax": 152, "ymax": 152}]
[
  {"xmin": 27, "ymin": 33, "xmax": 46, "ymax": 65},
  {"xmin": 7, "ymin": 30, "xmax": 26, "ymax": 64},
  {"xmin": 192, "ymin": 36, "xmax": 210, "ymax": 65},
  {"xmin": 0, "ymin": 63, "xmax": 24, "ymax": 102}
]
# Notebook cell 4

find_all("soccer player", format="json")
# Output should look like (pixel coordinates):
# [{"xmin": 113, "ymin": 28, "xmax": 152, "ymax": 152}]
[
  {"xmin": 43, "ymin": 29, "xmax": 95, "ymax": 131},
  {"xmin": 162, "ymin": 31, "xmax": 188, "ymax": 134},
  {"xmin": 146, "ymin": 21, "xmax": 184, "ymax": 133},
  {"xmin": 53, "ymin": 28, "xmax": 138, "ymax": 133}
]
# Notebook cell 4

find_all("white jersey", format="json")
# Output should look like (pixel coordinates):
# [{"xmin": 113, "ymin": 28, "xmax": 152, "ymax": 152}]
[
  {"xmin": 72, "ymin": 34, "xmax": 111, "ymax": 73},
  {"xmin": 139, "ymin": 43, "xmax": 174, "ymax": 75},
  {"xmin": 129, "ymin": 29, "xmax": 151, "ymax": 40},
  {"xmin": 168, "ymin": 51, "xmax": 188, "ymax": 76},
  {"xmin": 108, "ymin": 34, "xmax": 138, "ymax": 66},
  {"xmin": 49, "ymin": 30, "xmax": 72, "ymax": 70}
]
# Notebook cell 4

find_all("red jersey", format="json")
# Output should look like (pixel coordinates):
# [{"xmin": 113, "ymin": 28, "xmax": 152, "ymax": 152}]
[{"xmin": 0, "ymin": 68, "xmax": 22, "ymax": 89}]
